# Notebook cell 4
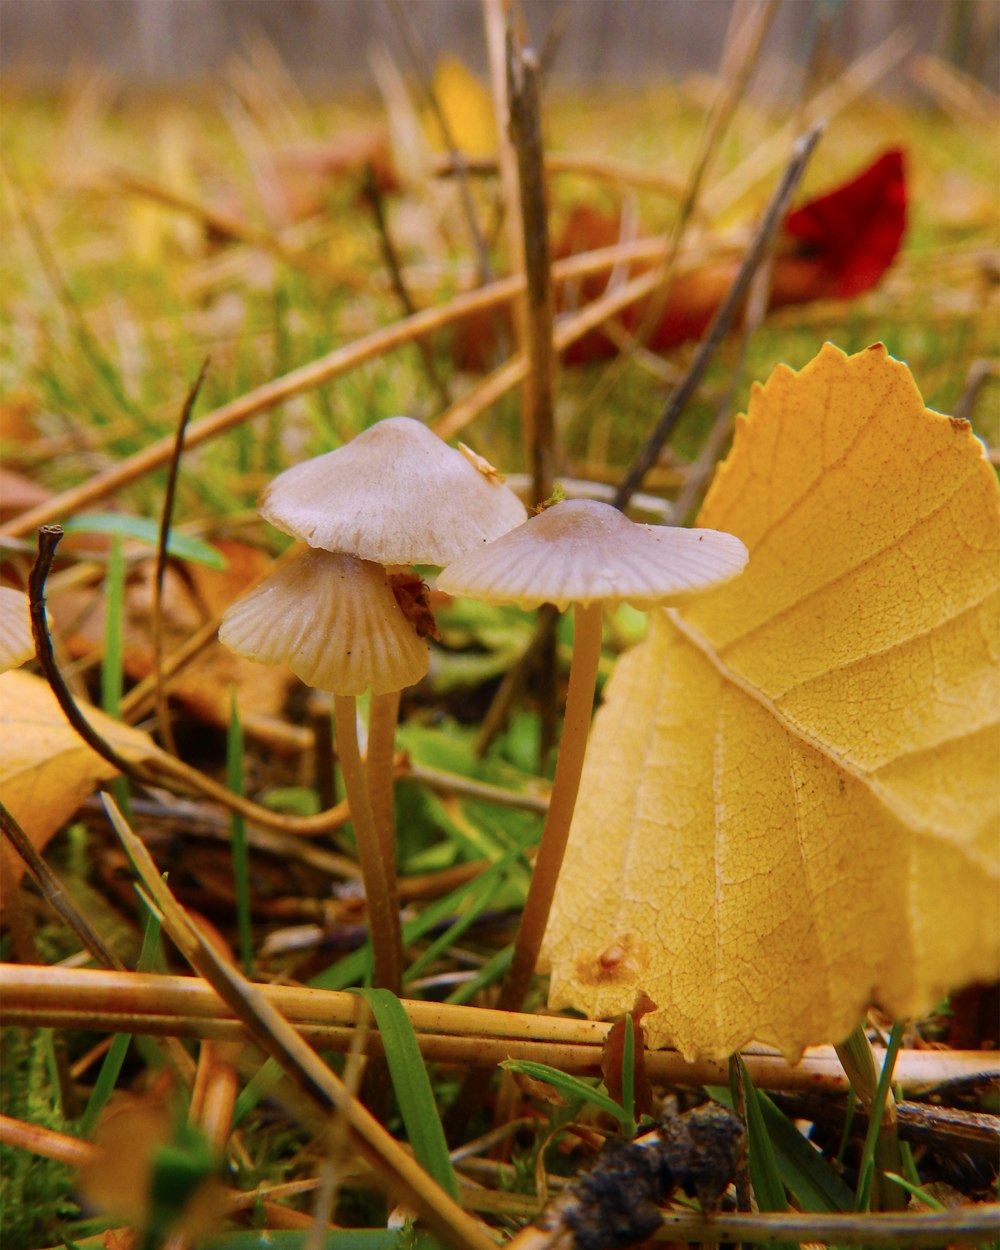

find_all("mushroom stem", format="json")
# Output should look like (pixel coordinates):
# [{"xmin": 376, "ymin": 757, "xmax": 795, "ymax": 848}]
[
  {"xmin": 497, "ymin": 601, "xmax": 603, "ymax": 1013},
  {"xmin": 367, "ymin": 689, "xmax": 402, "ymax": 902},
  {"xmin": 333, "ymin": 695, "xmax": 404, "ymax": 994}
]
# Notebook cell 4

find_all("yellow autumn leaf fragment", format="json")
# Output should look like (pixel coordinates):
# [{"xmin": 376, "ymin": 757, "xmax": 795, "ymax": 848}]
[
  {"xmin": 544, "ymin": 343, "xmax": 1000, "ymax": 1061},
  {"xmin": 0, "ymin": 670, "xmax": 158, "ymax": 907},
  {"xmin": 423, "ymin": 57, "xmax": 498, "ymax": 156}
]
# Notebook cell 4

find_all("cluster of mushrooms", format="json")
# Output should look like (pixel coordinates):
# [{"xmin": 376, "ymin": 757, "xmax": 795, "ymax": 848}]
[{"xmin": 220, "ymin": 417, "xmax": 748, "ymax": 1006}]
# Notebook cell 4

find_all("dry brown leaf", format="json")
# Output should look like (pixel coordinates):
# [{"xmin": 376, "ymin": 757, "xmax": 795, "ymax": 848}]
[{"xmin": 0, "ymin": 669, "xmax": 158, "ymax": 906}]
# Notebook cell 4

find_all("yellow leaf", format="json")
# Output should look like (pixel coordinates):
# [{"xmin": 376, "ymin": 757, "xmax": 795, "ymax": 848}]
[
  {"xmin": 423, "ymin": 57, "xmax": 497, "ymax": 157},
  {"xmin": 0, "ymin": 670, "xmax": 158, "ymax": 907},
  {"xmin": 544, "ymin": 343, "xmax": 1000, "ymax": 1060}
]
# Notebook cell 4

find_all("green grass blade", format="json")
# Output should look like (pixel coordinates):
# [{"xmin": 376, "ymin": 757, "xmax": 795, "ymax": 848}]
[
  {"xmin": 227, "ymin": 689, "xmax": 254, "ymax": 977},
  {"xmin": 403, "ymin": 872, "xmax": 503, "ymax": 985},
  {"xmin": 353, "ymin": 988, "xmax": 460, "ymax": 1202},
  {"xmin": 81, "ymin": 906, "xmax": 162, "ymax": 1136},
  {"xmin": 714, "ymin": 1084, "xmax": 853, "ymax": 1213},
  {"xmin": 500, "ymin": 1059, "xmax": 629, "ymax": 1127},
  {"xmin": 854, "ymin": 1020, "xmax": 905, "ymax": 1212},
  {"xmin": 736, "ymin": 1056, "xmax": 787, "ymax": 1212},
  {"xmin": 203, "ymin": 1231, "xmax": 441, "ymax": 1249},
  {"xmin": 444, "ymin": 945, "xmax": 511, "ymax": 1005},
  {"xmin": 62, "ymin": 513, "xmax": 226, "ymax": 568},
  {"xmin": 234, "ymin": 833, "xmax": 534, "ymax": 1125}
]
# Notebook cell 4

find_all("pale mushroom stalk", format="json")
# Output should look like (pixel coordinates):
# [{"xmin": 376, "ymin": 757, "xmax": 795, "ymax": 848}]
[
  {"xmin": 496, "ymin": 601, "xmax": 603, "ymax": 1013},
  {"xmin": 334, "ymin": 694, "xmax": 404, "ymax": 995}
]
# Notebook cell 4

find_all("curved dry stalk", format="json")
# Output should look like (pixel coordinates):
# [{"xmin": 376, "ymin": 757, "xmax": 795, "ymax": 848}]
[{"xmin": 334, "ymin": 695, "xmax": 403, "ymax": 995}]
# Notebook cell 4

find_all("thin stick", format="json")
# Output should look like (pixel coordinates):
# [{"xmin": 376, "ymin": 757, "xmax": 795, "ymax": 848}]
[
  {"xmin": 573, "ymin": 0, "xmax": 779, "ymax": 428},
  {"xmin": 361, "ymin": 165, "xmax": 451, "ymax": 408},
  {"xmin": 3, "ymin": 966, "xmax": 997, "ymax": 1095},
  {"xmin": 507, "ymin": 34, "xmax": 560, "ymax": 764},
  {"xmin": 386, "ymin": 0, "xmax": 494, "ymax": 285},
  {"xmin": 152, "ymin": 359, "xmax": 209, "ymax": 757},
  {"xmin": 334, "ymin": 695, "xmax": 403, "ymax": 995},
  {"xmin": 0, "ymin": 800, "xmax": 123, "ymax": 970},
  {"xmin": 100, "ymin": 794, "xmax": 496, "ymax": 1250},
  {"xmin": 613, "ymin": 123, "xmax": 824, "ymax": 511}
]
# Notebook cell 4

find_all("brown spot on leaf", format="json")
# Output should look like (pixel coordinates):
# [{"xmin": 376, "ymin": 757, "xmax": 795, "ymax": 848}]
[{"xmin": 575, "ymin": 933, "xmax": 650, "ymax": 986}]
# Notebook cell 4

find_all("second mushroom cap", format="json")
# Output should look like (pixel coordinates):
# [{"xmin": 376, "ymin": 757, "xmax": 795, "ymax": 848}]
[{"xmin": 436, "ymin": 498, "xmax": 749, "ymax": 611}]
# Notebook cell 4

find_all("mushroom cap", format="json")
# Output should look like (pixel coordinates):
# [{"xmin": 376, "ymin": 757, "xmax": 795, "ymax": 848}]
[
  {"xmin": 260, "ymin": 416, "xmax": 527, "ymax": 565},
  {"xmin": 436, "ymin": 498, "xmax": 749, "ymax": 611},
  {"xmin": 219, "ymin": 549, "xmax": 429, "ymax": 696},
  {"xmin": 0, "ymin": 588, "xmax": 34, "ymax": 673}
]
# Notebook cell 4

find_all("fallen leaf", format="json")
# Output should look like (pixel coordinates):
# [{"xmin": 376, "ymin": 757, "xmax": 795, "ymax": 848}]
[
  {"xmin": 544, "ymin": 343, "xmax": 1000, "ymax": 1060},
  {"xmin": 0, "ymin": 587, "xmax": 33, "ymax": 673},
  {"xmin": 0, "ymin": 669, "xmax": 158, "ymax": 907},
  {"xmin": 780, "ymin": 148, "xmax": 907, "ymax": 299},
  {"xmin": 423, "ymin": 57, "xmax": 497, "ymax": 157},
  {"xmin": 453, "ymin": 149, "xmax": 907, "ymax": 368}
]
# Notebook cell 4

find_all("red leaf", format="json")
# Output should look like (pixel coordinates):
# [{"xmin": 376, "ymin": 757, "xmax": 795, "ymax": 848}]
[
  {"xmin": 782, "ymin": 148, "xmax": 907, "ymax": 299},
  {"xmin": 452, "ymin": 150, "xmax": 907, "ymax": 369}
]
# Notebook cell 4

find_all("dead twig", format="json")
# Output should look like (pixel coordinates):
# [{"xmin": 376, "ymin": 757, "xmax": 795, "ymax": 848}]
[
  {"xmin": 152, "ymin": 358, "xmax": 210, "ymax": 756},
  {"xmin": 613, "ymin": 122, "xmax": 824, "ymax": 511}
]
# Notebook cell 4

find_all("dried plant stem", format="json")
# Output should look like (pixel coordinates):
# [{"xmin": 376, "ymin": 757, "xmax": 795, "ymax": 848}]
[
  {"xmin": 108, "ymin": 167, "xmax": 366, "ymax": 289},
  {"xmin": 433, "ymin": 260, "xmax": 666, "ymax": 442},
  {"xmin": 613, "ymin": 122, "xmax": 824, "ymax": 510},
  {"xmin": 191, "ymin": 1039, "xmax": 241, "ymax": 1158},
  {"xmin": 704, "ymin": 25, "xmax": 915, "ymax": 217},
  {"xmin": 0, "ymin": 800, "xmax": 123, "ymax": 970},
  {"xmin": 334, "ymin": 695, "xmax": 403, "ymax": 996},
  {"xmin": 152, "ymin": 359, "xmax": 209, "ymax": 757},
  {"xmin": 4, "ymin": 966, "xmax": 997, "ymax": 1095},
  {"xmin": 0, "ymin": 1114, "xmax": 98, "ymax": 1169},
  {"xmin": 506, "ymin": 35, "xmax": 561, "ymax": 766},
  {"xmin": 578, "ymin": 0, "xmax": 779, "ymax": 425},
  {"xmin": 366, "ymin": 689, "xmax": 402, "ymax": 904},
  {"xmin": 496, "ymin": 603, "xmax": 603, "ymax": 1014},
  {"xmin": 102, "ymin": 795, "xmax": 495, "ymax": 1250}
]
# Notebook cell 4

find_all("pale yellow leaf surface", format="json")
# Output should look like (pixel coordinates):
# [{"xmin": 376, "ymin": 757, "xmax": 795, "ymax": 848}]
[
  {"xmin": 543, "ymin": 343, "xmax": 1000, "ymax": 1061},
  {"xmin": 423, "ymin": 57, "xmax": 497, "ymax": 157},
  {"xmin": 0, "ymin": 670, "xmax": 158, "ymax": 907}
]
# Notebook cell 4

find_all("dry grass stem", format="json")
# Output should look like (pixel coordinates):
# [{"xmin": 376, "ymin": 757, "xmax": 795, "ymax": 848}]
[
  {"xmin": 3, "ymin": 964, "xmax": 996, "ymax": 1095},
  {"xmin": 101, "ymin": 795, "xmax": 497, "ymax": 1250}
]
